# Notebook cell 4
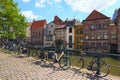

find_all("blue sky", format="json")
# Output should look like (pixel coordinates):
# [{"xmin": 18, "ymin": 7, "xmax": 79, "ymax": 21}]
[{"xmin": 14, "ymin": 0, "xmax": 120, "ymax": 23}]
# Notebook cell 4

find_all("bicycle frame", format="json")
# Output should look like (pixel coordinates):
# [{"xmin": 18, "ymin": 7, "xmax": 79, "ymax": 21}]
[{"xmin": 54, "ymin": 51, "xmax": 65, "ymax": 61}]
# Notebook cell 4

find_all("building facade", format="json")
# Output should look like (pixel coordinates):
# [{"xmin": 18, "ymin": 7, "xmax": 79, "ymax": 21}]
[
  {"xmin": 113, "ymin": 8, "xmax": 120, "ymax": 52},
  {"xmin": 109, "ymin": 22, "xmax": 117, "ymax": 52},
  {"xmin": 65, "ymin": 19, "xmax": 76, "ymax": 49},
  {"xmin": 44, "ymin": 22, "xmax": 55, "ymax": 46},
  {"xmin": 31, "ymin": 20, "xmax": 46, "ymax": 46},
  {"xmin": 83, "ymin": 10, "xmax": 110, "ymax": 52},
  {"xmin": 55, "ymin": 24, "xmax": 66, "ymax": 41},
  {"xmin": 74, "ymin": 23, "xmax": 83, "ymax": 50}
]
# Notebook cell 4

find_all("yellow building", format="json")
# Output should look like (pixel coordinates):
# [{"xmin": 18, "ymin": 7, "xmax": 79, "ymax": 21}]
[{"xmin": 74, "ymin": 23, "xmax": 83, "ymax": 51}]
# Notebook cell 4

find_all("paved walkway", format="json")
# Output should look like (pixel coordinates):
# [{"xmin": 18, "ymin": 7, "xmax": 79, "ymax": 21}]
[{"xmin": 0, "ymin": 51, "xmax": 120, "ymax": 80}]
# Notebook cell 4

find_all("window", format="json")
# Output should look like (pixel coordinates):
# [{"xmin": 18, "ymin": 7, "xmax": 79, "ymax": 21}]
[
  {"xmin": 79, "ymin": 38, "xmax": 83, "ymax": 42},
  {"xmin": 85, "ymin": 34, "xmax": 89, "ymax": 40},
  {"xmin": 51, "ymin": 25, "xmax": 53, "ymax": 27},
  {"xmin": 76, "ymin": 45, "xmax": 79, "ymax": 49},
  {"xmin": 84, "ymin": 42, "xmax": 89, "ymax": 48},
  {"xmin": 91, "ymin": 33, "xmax": 95, "ymax": 40},
  {"xmin": 96, "ymin": 24, "xmax": 102, "ymax": 29},
  {"xmin": 103, "ymin": 43, "xmax": 108, "ymax": 48},
  {"xmin": 46, "ymin": 36, "xmax": 53, "ymax": 41},
  {"xmin": 103, "ymin": 23, "xmax": 108, "ymax": 28},
  {"xmin": 76, "ymin": 37, "xmax": 79, "ymax": 43},
  {"xmin": 96, "ymin": 43, "xmax": 102, "ymax": 48},
  {"xmin": 90, "ymin": 24, "xmax": 95, "ymax": 29},
  {"xmin": 69, "ymin": 36, "xmax": 72, "ymax": 48},
  {"xmin": 49, "ymin": 30, "xmax": 51, "ymax": 35},
  {"xmin": 79, "ymin": 30, "xmax": 83, "ymax": 34},
  {"xmin": 76, "ymin": 30, "xmax": 83, "ymax": 34},
  {"xmin": 69, "ymin": 27, "xmax": 72, "ymax": 33},
  {"xmin": 76, "ymin": 30, "xmax": 79, "ymax": 34},
  {"xmin": 97, "ymin": 33, "xmax": 101, "ymax": 39},
  {"xmin": 111, "ymin": 34, "xmax": 117, "ymax": 40},
  {"xmin": 96, "ymin": 23, "xmax": 102, "ymax": 29},
  {"xmin": 76, "ymin": 38, "xmax": 83, "ymax": 43},
  {"xmin": 103, "ymin": 33, "xmax": 108, "ymax": 39},
  {"xmin": 91, "ymin": 43, "xmax": 95, "ymax": 48}
]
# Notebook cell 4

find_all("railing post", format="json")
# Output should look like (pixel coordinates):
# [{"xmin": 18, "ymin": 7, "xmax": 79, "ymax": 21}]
[
  {"xmin": 96, "ymin": 51, "xmax": 101, "ymax": 76},
  {"xmin": 27, "ymin": 49, "xmax": 30, "ymax": 57},
  {"xmin": 65, "ymin": 49, "xmax": 69, "ymax": 65}
]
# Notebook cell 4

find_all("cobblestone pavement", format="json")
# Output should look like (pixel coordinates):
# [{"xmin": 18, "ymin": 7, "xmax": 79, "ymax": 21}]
[{"xmin": 0, "ymin": 51, "xmax": 120, "ymax": 80}]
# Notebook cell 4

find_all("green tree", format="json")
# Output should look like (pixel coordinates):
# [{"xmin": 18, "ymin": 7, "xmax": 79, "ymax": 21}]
[{"xmin": 0, "ymin": 0, "xmax": 27, "ymax": 39}]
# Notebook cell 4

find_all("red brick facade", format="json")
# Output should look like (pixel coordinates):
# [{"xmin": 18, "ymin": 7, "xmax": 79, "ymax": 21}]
[
  {"xmin": 31, "ymin": 20, "xmax": 46, "ymax": 46},
  {"xmin": 114, "ymin": 8, "xmax": 120, "ymax": 52},
  {"xmin": 83, "ymin": 10, "xmax": 111, "ymax": 52}
]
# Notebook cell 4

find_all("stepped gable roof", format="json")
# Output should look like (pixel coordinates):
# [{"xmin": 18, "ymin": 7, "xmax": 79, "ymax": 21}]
[
  {"xmin": 84, "ymin": 10, "xmax": 109, "ymax": 21},
  {"xmin": 31, "ymin": 19, "xmax": 46, "ymax": 28},
  {"xmin": 52, "ymin": 15, "xmax": 63, "ymax": 25}
]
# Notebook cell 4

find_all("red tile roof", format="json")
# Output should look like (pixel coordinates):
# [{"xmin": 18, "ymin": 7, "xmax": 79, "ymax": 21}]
[
  {"xmin": 31, "ymin": 19, "xmax": 47, "ymax": 28},
  {"xmin": 84, "ymin": 10, "xmax": 109, "ymax": 21}
]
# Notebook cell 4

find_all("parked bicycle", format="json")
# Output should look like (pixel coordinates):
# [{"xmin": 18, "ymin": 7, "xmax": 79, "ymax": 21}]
[
  {"xmin": 31, "ymin": 47, "xmax": 48, "ymax": 64},
  {"xmin": 38, "ymin": 47, "xmax": 48, "ymax": 63},
  {"xmin": 72, "ymin": 51, "xmax": 110, "ymax": 77},
  {"xmin": 48, "ymin": 49, "xmax": 71, "ymax": 70}
]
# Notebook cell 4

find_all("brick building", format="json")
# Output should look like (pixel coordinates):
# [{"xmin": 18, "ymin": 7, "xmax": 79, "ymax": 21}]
[
  {"xmin": 31, "ymin": 19, "xmax": 47, "ymax": 46},
  {"xmin": 83, "ymin": 10, "xmax": 111, "ymax": 52},
  {"xmin": 113, "ymin": 8, "xmax": 120, "ymax": 52}
]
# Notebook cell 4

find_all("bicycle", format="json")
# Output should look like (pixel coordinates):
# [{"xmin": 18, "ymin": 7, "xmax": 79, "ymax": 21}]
[
  {"xmin": 31, "ymin": 46, "xmax": 48, "ymax": 64},
  {"xmin": 72, "ymin": 51, "xmax": 110, "ymax": 77},
  {"xmin": 48, "ymin": 49, "xmax": 71, "ymax": 70},
  {"xmin": 38, "ymin": 47, "xmax": 48, "ymax": 63}
]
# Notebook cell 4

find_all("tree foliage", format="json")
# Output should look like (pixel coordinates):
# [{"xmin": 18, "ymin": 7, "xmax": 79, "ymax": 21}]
[{"xmin": 0, "ymin": 0, "xmax": 27, "ymax": 39}]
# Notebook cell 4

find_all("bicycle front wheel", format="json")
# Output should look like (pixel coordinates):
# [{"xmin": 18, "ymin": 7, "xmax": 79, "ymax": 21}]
[
  {"xmin": 59, "ymin": 57, "xmax": 71, "ymax": 70},
  {"xmin": 72, "ymin": 57, "xmax": 84, "ymax": 70},
  {"xmin": 92, "ymin": 60, "xmax": 110, "ymax": 77}
]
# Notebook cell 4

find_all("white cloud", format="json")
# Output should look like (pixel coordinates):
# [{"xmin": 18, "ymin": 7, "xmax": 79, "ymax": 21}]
[
  {"xmin": 35, "ymin": 0, "xmax": 62, "ymax": 8},
  {"xmin": 64, "ymin": 0, "xmax": 116, "ymax": 12},
  {"xmin": 21, "ymin": 10, "xmax": 39, "ymax": 20},
  {"xmin": 35, "ymin": 0, "xmax": 46, "ymax": 8},
  {"xmin": 22, "ymin": 0, "xmax": 30, "ymax": 2},
  {"xmin": 54, "ymin": 0, "xmax": 61, "ymax": 3}
]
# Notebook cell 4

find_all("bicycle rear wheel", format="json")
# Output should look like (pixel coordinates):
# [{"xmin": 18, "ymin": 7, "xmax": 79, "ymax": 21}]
[
  {"xmin": 92, "ymin": 60, "xmax": 110, "ymax": 77},
  {"xmin": 72, "ymin": 57, "xmax": 84, "ymax": 70},
  {"xmin": 59, "ymin": 57, "xmax": 71, "ymax": 70},
  {"xmin": 48, "ymin": 53, "xmax": 56, "ymax": 65}
]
